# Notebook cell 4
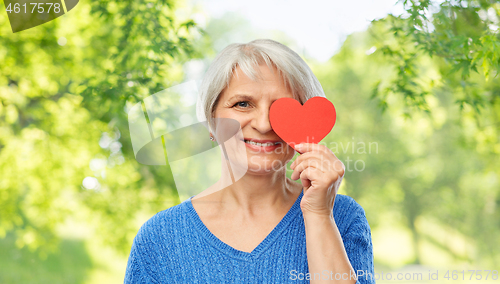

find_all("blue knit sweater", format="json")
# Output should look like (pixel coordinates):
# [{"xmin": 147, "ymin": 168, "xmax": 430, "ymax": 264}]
[{"xmin": 124, "ymin": 191, "xmax": 375, "ymax": 283}]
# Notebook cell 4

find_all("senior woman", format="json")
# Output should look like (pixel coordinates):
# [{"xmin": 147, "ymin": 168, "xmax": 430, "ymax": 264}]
[{"xmin": 124, "ymin": 39, "xmax": 374, "ymax": 283}]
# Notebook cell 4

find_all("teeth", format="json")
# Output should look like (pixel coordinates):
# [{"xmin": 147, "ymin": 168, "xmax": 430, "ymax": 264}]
[{"xmin": 244, "ymin": 140, "xmax": 280, "ymax": 147}]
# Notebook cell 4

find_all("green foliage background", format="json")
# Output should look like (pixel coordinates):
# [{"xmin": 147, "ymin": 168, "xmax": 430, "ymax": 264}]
[{"xmin": 0, "ymin": 0, "xmax": 499, "ymax": 282}]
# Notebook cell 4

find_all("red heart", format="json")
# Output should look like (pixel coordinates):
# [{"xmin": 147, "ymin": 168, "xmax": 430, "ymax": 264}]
[{"xmin": 269, "ymin": 97, "xmax": 336, "ymax": 152}]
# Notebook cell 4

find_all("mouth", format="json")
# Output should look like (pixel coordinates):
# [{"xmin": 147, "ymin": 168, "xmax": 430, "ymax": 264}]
[
  {"xmin": 241, "ymin": 138, "xmax": 283, "ymax": 151},
  {"xmin": 242, "ymin": 139, "xmax": 282, "ymax": 146}
]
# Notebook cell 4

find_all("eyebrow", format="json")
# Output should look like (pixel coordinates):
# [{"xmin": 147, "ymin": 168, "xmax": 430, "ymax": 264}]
[
  {"xmin": 226, "ymin": 94, "xmax": 284, "ymax": 106},
  {"xmin": 228, "ymin": 94, "xmax": 254, "ymax": 102}
]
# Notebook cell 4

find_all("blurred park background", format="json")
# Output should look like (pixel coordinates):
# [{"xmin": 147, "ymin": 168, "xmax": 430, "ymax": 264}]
[{"xmin": 1, "ymin": 0, "xmax": 500, "ymax": 283}]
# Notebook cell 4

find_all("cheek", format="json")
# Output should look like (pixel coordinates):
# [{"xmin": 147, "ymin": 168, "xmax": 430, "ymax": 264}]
[
  {"xmin": 285, "ymin": 145, "xmax": 296, "ymax": 159},
  {"xmin": 274, "ymin": 144, "xmax": 296, "ymax": 160},
  {"xmin": 215, "ymin": 110, "xmax": 251, "ymax": 128}
]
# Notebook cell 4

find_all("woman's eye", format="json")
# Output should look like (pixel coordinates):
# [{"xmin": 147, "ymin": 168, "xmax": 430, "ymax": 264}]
[{"xmin": 233, "ymin": 101, "xmax": 249, "ymax": 108}]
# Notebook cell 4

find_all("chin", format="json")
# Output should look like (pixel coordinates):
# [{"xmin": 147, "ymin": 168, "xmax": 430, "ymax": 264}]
[
  {"xmin": 246, "ymin": 155, "xmax": 290, "ymax": 175},
  {"xmin": 246, "ymin": 166, "xmax": 283, "ymax": 175}
]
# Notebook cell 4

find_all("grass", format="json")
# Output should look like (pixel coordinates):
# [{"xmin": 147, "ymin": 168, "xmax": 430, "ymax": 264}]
[{"xmin": 0, "ymin": 232, "xmax": 93, "ymax": 284}]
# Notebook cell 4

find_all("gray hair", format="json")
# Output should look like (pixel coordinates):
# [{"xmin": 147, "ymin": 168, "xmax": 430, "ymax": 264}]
[{"xmin": 196, "ymin": 39, "xmax": 325, "ymax": 133}]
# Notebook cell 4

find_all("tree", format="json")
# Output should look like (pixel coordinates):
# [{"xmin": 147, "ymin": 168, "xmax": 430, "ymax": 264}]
[
  {"xmin": 372, "ymin": 0, "xmax": 500, "ymax": 118},
  {"xmin": 0, "ymin": 0, "xmax": 201, "ymax": 258},
  {"xmin": 315, "ymin": 10, "xmax": 500, "ymax": 266}
]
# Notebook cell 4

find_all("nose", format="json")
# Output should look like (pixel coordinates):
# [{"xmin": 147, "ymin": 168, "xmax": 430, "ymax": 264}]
[{"xmin": 251, "ymin": 107, "xmax": 273, "ymax": 134}]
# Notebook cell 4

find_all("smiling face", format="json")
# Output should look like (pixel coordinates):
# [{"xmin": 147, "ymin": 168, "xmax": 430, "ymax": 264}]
[{"xmin": 213, "ymin": 63, "xmax": 297, "ymax": 175}]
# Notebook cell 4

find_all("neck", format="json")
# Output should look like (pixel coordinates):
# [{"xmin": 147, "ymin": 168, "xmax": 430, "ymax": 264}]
[{"xmin": 214, "ymin": 159, "xmax": 300, "ymax": 213}]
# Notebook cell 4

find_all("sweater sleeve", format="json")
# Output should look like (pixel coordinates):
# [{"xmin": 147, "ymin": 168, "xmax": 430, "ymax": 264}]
[
  {"xmin": 341, "ymin": 206, "xmax": 375, "ymax": 284},
  {"xmin": 124, "ymin": 232, "xmax": 157, "ymax": 284}
]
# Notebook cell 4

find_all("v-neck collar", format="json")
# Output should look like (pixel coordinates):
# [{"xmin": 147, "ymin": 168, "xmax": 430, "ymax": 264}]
[{"xmin": 183, "ymin": 190, "xmax": 303, "ymax": 261}]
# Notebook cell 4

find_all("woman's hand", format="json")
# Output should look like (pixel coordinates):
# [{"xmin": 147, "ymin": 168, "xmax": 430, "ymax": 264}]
[{"xmin": 290, "ymin": 143, "xmax": 345, "ymax": 218}]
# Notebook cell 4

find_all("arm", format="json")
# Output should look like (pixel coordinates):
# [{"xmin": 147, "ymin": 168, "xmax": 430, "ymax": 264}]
[
  {"xmin": 124, "ymin": 239, "xmax": 156, "ymax": 284},
  {"xmin": 291, "ymin": 143, "xmax": 374, "ymax": 283},
  {"xmin": 124, "ymin": 218, "xmax": 164, "ymax": 284},
  {"xmin": 304, "ymin": 212, "xmax": 357, "ymax": 284},
  {"xmin": 304, "ymin": 206, "xmax": 374, "ymax": 284}
]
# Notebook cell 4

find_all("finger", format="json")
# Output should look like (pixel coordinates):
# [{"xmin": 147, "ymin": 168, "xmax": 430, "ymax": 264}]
[
  {"xmin": 294, "ymin": 143, "xmax": 331, "ymax": 155},
  {"xmin": 331, "ymin": 158, "xmax": 345, "ymax": 176},
  {"xmin": 291, "ymin": 157, "xmax": 324, "ymax": 180},
  {"xmin": 300, "ymin": 167, "xmax": 321, "ymax": 190},
  {"xmin": 291, "ymin": 151, "xmax": 345, "ymax": 176},
  {"xmin": 301, "ymin": 174, "xmax": 311, "ymax": 189},
  {"xmin": 290, "ymin": 152, "xmax": 323, "ymax": 169}
]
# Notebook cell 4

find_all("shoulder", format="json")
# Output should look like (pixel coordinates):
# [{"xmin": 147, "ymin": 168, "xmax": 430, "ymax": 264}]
[
  {"xmin": 126, "ymin": 202, "xmax": 190, "ymax": 281},
  {"xmin": 134, "ymin": 201, "xmax": 189, "ymax": 244},
  {"xmin": 332, "ymin": 194, "xmax": 368, "ymax": 235}
]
